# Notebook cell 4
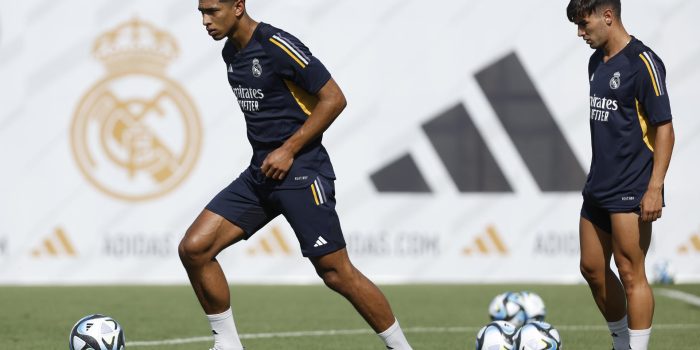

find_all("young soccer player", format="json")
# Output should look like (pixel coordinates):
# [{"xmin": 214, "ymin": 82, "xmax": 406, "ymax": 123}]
[
  {"xmin": 566, "ymin": 1, "xmax": 675, "ymax": 349},
  {"xmin": 178, "ymin": 1, "xmax": 413, "ymax": 349}
]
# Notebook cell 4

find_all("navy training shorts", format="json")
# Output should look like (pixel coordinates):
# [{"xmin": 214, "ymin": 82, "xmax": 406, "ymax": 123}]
[
  {"xmin": 580, "ymin": 201, "xmax": 640, "ymax": 235},
  {"xmin": 206, "ymin": 167, "xmax": 346, "ymax": 257}
]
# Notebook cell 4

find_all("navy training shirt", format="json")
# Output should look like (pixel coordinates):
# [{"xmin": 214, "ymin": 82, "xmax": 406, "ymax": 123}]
[
  {"xmin": 222, "ymin": 22, "xmax": 334, "ymax": 188},
  {"xmin": 583, "ymin": 37, "xmax": 672, "ymax": 210}
]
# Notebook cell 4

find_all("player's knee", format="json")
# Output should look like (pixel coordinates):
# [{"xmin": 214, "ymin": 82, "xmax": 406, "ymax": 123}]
[
  {"xmin": 319, "ymin": 265, "xmax": 364, "ymax": 295},
  {"xmin": 318, "ymin": 266, "xmax": 359, "ymax": 293},
  {"xmin": 178, "ymin": 234, "xmax": 213, "ymax": 267},
  {"xmin": 177, "ymin": 239, "xmax": 196, "ymax": 266},
  {"xmin": 615, "ymin": 259, "xmax": 646, "ymax": 290},
  {"xmin": 317, "ymin": 268, "xmax": 343, "ymax": 291},
  {"xmin": 579, "ymin": 260, "xmax": 604, "ymax": 285}
]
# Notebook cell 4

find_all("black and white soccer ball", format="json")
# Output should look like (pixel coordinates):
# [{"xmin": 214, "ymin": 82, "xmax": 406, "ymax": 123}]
[
  {"xmin": 475, "ymin": 320, "xmax": 517, "ymax": 350},
  {"xmin": 69, "ymin": 314, "xmax": 126, "ymax": 350},
  {"xmin": 519, "ymin": 291, "xmax": 546, "ymax": 323},
  {"xmin": 513, "ymin": 321, "xmax": 561, "ymax": 350},
  {"xmin": 488, "ymin": 292, "xmax": 528, "ymax": 327}
]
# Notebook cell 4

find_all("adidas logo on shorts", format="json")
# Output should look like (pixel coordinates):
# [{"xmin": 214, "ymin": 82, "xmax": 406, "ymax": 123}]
[{"xmin": 313, "ymin": 236, "xmax": 328, "ymax": 247}]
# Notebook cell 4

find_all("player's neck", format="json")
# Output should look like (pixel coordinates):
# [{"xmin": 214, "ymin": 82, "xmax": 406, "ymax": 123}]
[
  {"xmin": 228, "ymin": 16, "xmax": 258, "ymax": 50},
  {"xmin": 602, "ymin": 27, "xmax": 631, "ymax": 61}
]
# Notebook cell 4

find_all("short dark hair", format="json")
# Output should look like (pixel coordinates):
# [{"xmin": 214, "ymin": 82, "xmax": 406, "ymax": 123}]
[{"xmin": 567, "ymin": 0, "xmax": 621, "ymax": 22}]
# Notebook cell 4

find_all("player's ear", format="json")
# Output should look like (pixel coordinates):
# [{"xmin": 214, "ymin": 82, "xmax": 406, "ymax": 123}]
[
  {"xmin": 603, "ymin": 8, "xmax": 613, "ymax": 25},
  {"xmin": 234, "ymin": 0, "xmax": 246, "ymax": 17}
]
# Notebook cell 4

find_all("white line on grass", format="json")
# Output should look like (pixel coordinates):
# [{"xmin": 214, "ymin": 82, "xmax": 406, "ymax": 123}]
[
  {"xmin": 127, "ymin": 323, "xmax": 700, "ymax": 347},
  {"xmin": 656, "ymin": 288, "xmax": 700, "ymax": 307}
]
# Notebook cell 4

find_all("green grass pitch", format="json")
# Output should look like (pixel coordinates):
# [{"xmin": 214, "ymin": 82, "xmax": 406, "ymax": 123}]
[{"xmin": 1, "ymin": 284, "xmax": 699, "ymax": 349}]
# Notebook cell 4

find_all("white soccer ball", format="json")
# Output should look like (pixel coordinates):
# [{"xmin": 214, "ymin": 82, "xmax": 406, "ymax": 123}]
[
  {"xmin": 69, "ymin": 314, "xmax": 126, "ymax": 350},
  {"xmin": 513, "ymin": 321, "xmax": 561, "ymax": 350},
  {"xmin": 519, "ymin": 291, "xmax": 546, "ymax": 323},
  {"xmin": 475, "ymin": 320, "xmax": 517, "ymax": 350},
  {"xmin": 488, "ymin": 292, "xmax": 528, "ymax": 327}
]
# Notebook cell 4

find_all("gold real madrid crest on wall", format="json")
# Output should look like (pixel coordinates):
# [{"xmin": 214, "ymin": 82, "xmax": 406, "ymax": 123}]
[{"xmin": 71, "ymin": 18, "xmax": 202, "ymax": 201}]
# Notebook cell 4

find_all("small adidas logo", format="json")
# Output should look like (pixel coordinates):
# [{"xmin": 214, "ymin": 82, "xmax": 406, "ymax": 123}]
[
  {"xmin": 678, "ymin": 233, "xmax": 700, "ymax": 254},
  {"xmin": 247, "ymin": 226, "xmax": 292, "ymax": 256},
  {"xmin": 227, "ymin": 63, "xmax": 233, "ymax": 73},
  {"xmin": 31, "ymin": 227, "xmax": 77, "ymax": 258},
  {"xmin": 313, "ymin": 236, "xmax": 328, "ymax": 248},
  {"xmin": 462, "ymin": 225, "xmax": 508, "ymax": 256}
]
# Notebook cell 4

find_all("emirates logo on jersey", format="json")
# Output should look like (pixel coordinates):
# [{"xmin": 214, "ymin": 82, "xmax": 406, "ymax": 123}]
[
  {"xmin": 252, "ymin": 58, "xmax": 262, "ymax": 78},
  {"xmin": 589, "ymin": 95, "xmax": 619, "ymax": 122},
  {"xmin": 609, "ymin": 71, "xmax": 621, "ymax": 90}
]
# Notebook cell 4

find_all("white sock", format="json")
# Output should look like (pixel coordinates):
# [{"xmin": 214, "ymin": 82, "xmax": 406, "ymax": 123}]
[
  {"xmin": 629, "ymin": 327, "xmax": 652, "ymax": 350},
  {"xmin": 377, "ymin": 319, "xmax": 412, "ymax": 350},
  {"xmin": 607, "ymin": 316, "xmax": 630, "ymax": 350},
  {"xmin": 206, "ymin": 308, "xmax": 244, "ymax": 350}
]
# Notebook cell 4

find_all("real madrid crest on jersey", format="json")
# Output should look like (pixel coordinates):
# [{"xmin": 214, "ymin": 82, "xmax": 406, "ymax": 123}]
[
  {"xmin": 609, "ymin": 71, "xmax": 621, "ymax": 90},
  {"xmin": 70, "ymin": 18, "xmax": 202, "ymax": 201},
  {"xmin": 252, "ymin": 58, "xmax": 262, "ymax": 77}
]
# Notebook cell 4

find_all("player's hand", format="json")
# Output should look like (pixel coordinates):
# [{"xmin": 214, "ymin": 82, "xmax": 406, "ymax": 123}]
[
  {"xmin": 639, "ymin": 187, "xmax": 663, "ymax": 223},
  {"xmin": 261, "ymin": 147, "xmax": 294, "ymax": 180}
]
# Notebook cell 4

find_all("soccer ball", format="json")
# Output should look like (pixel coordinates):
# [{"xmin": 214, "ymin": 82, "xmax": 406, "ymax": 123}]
[
  {"xmin": 513, "ymin": 321, "xmax": 561, "ymax": 350},
  {"xmin": 519, "ymin": 291, "xmax": 546, "ymax": 323},
  {"xmin": 488, "ymin": 292, "xmax": 527, "ymax": 327},
  {"xmin": 69, "ymin": 314, "xmax": 126, "ymax": 350},
  {"xmin": 475, "ymin": 320, "xmax": 517, "ymax": 350}
]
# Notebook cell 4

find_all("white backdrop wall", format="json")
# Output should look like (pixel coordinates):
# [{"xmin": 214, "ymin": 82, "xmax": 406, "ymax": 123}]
[{"xmin": 0, "ymin": 0, "xmax": 698, "ymax": 284}]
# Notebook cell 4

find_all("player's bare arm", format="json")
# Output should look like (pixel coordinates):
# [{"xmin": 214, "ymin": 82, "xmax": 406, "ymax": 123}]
[
  {"xmin": 640, "ymin": 121, "xmax": 674, "ymax": 223},
  {"xmin": 261, "ymin": 78, "xmax": 347, "ymax": 180}
]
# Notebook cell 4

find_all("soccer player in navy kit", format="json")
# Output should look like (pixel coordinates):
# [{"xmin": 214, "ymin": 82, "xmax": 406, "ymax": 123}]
[
  {"xmin": 567, "ymin": 1, "xmax": 675, "ymax": 349},
  {"xmin": 178, "ymin": 1, "xmax": 413, "ymax": 349}
]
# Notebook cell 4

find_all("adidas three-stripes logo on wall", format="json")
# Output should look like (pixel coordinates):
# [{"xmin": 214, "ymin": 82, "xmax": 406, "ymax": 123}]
[
  {"xmin": 31, "ymin": 227, "xmax": 77, "ymax": 258},
  {"xmin": 314, "ymin": 236, "xmax": 328, "ymax": 248},
  {"xmin": 371, "ymin": 52, "xmax": 586, "ymax": 193},
  {"xmin": 678, "ymin": 233, "xmax": 700, "ymax": 254}
]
